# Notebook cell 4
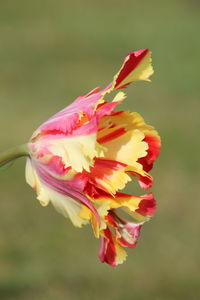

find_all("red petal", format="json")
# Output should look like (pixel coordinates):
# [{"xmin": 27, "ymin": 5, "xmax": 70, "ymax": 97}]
[
  {"xmin": 99, "ymin": 228, "xmax": 117, "ymax": 266},
  {"xmin": 135, "ymin": 193, "xmax": 156, "ymax": 216},
  {"xmin": 138, "ymin": 135, "xmax": 161, "ymax": 172}
]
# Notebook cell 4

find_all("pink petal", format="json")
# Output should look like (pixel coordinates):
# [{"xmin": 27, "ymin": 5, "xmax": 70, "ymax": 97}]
[
  {"xmin": 33, "ymin": 92, "xmax": 103, "ymax": 137},
  {"xmin": 33, "ymin": 160, "xmax": 101, "ymax": 226}
]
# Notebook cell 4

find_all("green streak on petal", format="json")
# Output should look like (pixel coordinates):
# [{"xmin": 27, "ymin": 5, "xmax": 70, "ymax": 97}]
[{"xmin": 0, "ymin": 144, "xmax": 29, "ymax": 168}]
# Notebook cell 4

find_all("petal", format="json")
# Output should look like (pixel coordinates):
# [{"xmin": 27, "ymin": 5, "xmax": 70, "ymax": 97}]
[
  {"xmin": 135, "ymin": 193, "xmax": 156, "ymax": 216},
  {"xmin": 25, "ymin": 158, "xmax": 50, "ymax": 206},
  {"xmin": 93, "ymin": 192, "xmax": 156, "ymax": 221},
  {"xmin": 100, "ymin": 128, "xmax": 148, "ymax": 168},
  {"xmin": 84, "ymin": 158, "xmax": 131, "ymax": 195},
  {"xmin": 25, "ymin": 157, "xmax": 37, "ymax": 189},
  {"xmin": 97, "ymin": 112, "xmax": 149, "ymax": 168},
  {"xmin": 99, "ymin": 227, "xmax": 127, "ymax": 266},
  {"xmin": 32, "ymin": 91, "xmax": 104, "ymax": 139},
  {"xmin": 125, "ymin": 166, "xmax": 153, "ymax": 190},
  {"xmin": 43, "ymin": 155, "xmax": 71, "ymax": 177},
  {"xmin": 97, "ymin": 111, "xmax": 160, "ymax": 188},
  {"xmin": 31, "ymin": 131, "xmax": 104, "ymax": 173},
  {"xmin": 43, "ymin": 185, "xmax": 89, "ymax": 227},
  {"xmin": 106, "ymin": 211, "xmax": 143, "ymax": 248},
  {"xmin": 117, "ymin": 222, "xmax": 142, "ymax": 248},
  {"xmin": 138, "ymin": 134, "xmax": 161, "ymax": 172},
  {"xmin": 26, "ymin": 158, "xmax": 101, "ymax": 226},
  {"xmin": 103, "ymin": 49, "xmax": 153, "ymax": 93}
]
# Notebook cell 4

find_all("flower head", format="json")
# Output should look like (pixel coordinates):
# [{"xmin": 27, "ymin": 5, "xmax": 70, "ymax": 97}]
[{"xmin": 25, "ymin": 49, "xmax": 161, "ymax": 266}]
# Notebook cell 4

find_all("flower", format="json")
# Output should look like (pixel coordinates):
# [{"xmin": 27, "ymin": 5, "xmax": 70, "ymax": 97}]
[{"xmin": 25, "ymin": 49, "xmax": 161, "ymax": 266}]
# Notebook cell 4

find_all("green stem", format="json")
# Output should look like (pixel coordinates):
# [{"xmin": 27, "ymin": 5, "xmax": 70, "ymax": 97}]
[{"xmin": 0, "ymin": 144, "xmax": 29, "ymax": 167}]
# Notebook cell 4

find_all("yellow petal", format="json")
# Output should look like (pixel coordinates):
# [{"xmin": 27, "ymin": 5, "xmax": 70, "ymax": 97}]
[
  {"xmin": 115, "ymin": 50, "xmax": 153, "ymax": 88},
  {"xmin": 103, "ymin": 129, "xmax": 148, "ymax": 168},
  {"xmin": 48, "ymin": 134, "xmax": 104, "ymax": 172},
  {"xmin": 114, "ymin": 238, "xmax": 127, "ymax": 265},
  {"xmin": 47, "ymin": 187, "xmax": 88, "ymax": 227},
  {"xmin": 25, "ymin": 158, "xmax": 50, "ymax": 206}
]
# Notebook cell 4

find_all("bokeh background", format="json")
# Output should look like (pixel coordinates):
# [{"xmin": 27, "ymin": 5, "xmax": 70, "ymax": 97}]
[{"xmin": 0, "ymin": 0, "xmax": 199, "ymax": 299}]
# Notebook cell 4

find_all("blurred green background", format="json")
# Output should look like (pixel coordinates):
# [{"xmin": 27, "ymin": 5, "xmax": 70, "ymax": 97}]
[{"xmin": 0, "ymin": 0, "xmax": 199, "ymax": 299}]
